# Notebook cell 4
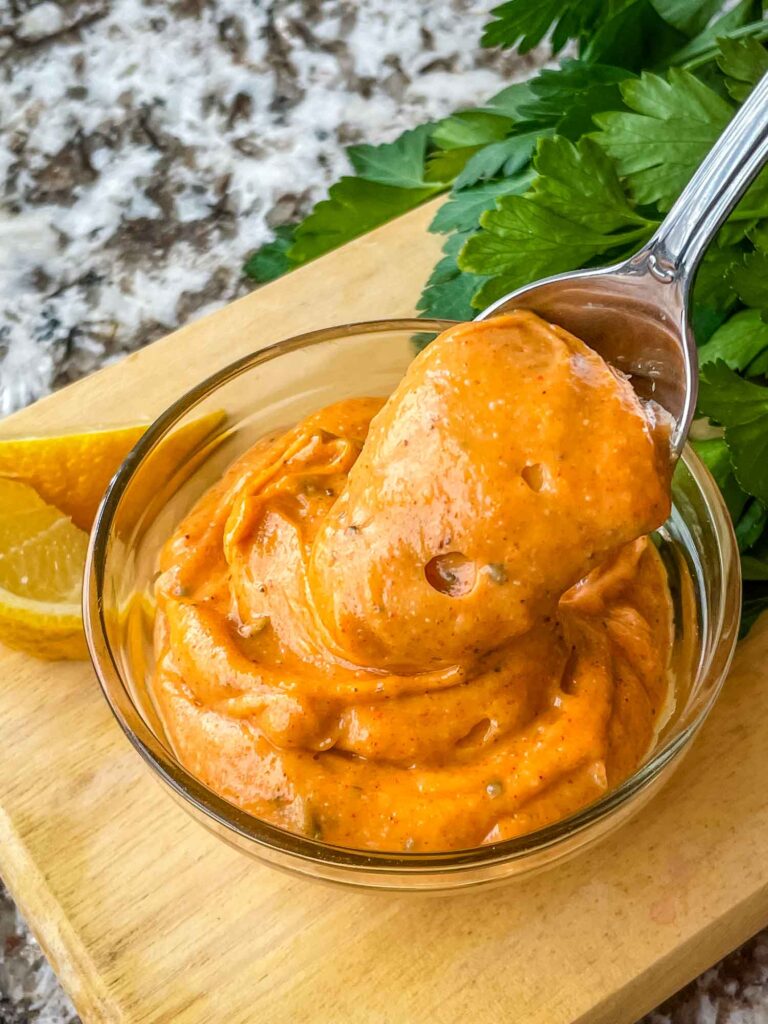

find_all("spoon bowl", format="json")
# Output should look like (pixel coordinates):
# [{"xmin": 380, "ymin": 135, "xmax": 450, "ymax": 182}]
[{"xmin": 477, "ymin": 72, "xmax": 768, "ymax": 455}]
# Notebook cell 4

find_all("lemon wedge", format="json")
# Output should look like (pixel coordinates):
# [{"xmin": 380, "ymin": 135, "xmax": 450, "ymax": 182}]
[
  {"xmin": 0, "ymin": 425, "xmax": 147, "ymax": 531},
  {"xmin": 0, "ymin": 479, "xmax": 89, "ymax": 659},
  {"xmin": 0, "ymin": 411, "xmax": 226, "ymax": 660}
]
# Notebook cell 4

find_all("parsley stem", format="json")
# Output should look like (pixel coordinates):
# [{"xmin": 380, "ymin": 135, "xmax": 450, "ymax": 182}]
[{"xmin": 678, "ymin": 21, "xmax": 768, "ymax": 71}]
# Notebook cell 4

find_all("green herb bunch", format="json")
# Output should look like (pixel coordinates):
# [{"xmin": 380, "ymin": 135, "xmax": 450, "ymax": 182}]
[{"xmin": 245, "ymin": 0, "xmax": 768, "ymax": 633}]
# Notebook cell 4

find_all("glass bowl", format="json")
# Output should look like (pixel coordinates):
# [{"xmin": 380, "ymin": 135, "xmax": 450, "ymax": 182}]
[{"xmin": 84, "ymin": 319, "xmax": 741, "ymax": 892}]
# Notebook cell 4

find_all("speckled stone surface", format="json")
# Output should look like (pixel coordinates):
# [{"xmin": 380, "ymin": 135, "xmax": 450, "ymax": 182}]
[
  {"xmin": 0, "ymin": 2, "xmax": 767, "ymax": 1022},
  {"xmin": 0, "ymin": 0, "xmax": 539, "ymax": 414}
]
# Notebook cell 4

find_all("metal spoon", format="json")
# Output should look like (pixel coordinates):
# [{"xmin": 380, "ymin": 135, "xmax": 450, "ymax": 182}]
[{"xmin": 476, "ymin": 72, "xmax": 768, "ymax": 455}]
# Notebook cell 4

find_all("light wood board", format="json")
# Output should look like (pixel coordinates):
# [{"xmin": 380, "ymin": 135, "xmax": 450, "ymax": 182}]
[{"xmin": 1, "ymin": 200, "xmax": 768, "ymax": 1024}]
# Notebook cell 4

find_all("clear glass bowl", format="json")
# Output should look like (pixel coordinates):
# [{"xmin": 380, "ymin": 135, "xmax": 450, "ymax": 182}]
[{"xmin": 84, "ymin": 320, "xmax": 742, "ymax": 892}]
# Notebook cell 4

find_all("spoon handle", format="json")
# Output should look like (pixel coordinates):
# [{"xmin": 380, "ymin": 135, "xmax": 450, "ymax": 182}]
[{"xmin": 646, "ymin": 72, "xmax": 768, "ymax": 284}]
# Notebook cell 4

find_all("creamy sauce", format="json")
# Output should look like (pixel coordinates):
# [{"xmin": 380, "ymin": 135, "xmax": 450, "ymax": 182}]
[{"xmin": 152, "ymin": 312, "xmax": 674, "ymax": 851}]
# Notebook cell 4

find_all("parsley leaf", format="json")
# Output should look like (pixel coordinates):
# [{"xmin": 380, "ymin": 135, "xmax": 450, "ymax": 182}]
[
  {"xmin": 733, "ymin": 165, "xmax": 768, "ymax": 226},
  {"xmin": 425, "ymin": 113, "xmax": 515, "ymax": 184},
  {"xmin": 749, "ymin": 346, "xmax": 768, "ymax": 378},
  {"xmin": 459, "ymin": 137, "xmax": 654, "ymax": 307},
  {"xmin": 287, "ymin": 179, "xmax": 439, "ymax": 264},
  {"xmin": 417, "ymin": 232, "xmax": 486, "ymax": 321},
  {"xmin": 697, "ymin": 309, "xmax": 768, "ymax": 372},
  {"xmin": 717, "ymin": 35, "xmax": 768, "ymax": 100},
  {"xmin": 420, "ymin": 176, "xmax": 534, "ymax": 318},
  {"xmin": 732, "ymin": 251, "xmax": 768, "ymax": 310},
  {"xmin": 454, "ymin": 131, "xmax": 540, "ymax": 190},
  {"xmin": 430, "ymin": 175, "xmax": 534, "ymax": 235},
  {"xmin": 480, "ymin": 0, "xmax": 738, "ymax": 63},
  {"xmin": 593, "ymin": 68, "xmax": 733, "ymax": 210},
  {"xmin": 736, "ymin": 499, "xmax": 768, "ymax": 551},
  {"xmin": 482, "ymin": 81, "xmax": 539, "ymax": 119},
  {"xmin": 650, "ymin": 0, "xmax": 723, "ymax": 35},
  {"xmin": 460, "ymin": 201, "xmax": 623, "ymax": 307},
  {"xmin": 581, "ymin": 1, "xmax": 687, "ymax": 70},
  {"xmin": 692, "ymin": 437, "xmax": 749, "ymax": 521},
  {"xmin": 245, "ymin": 121, "xmax": 457, "ymax": 275},
  {"xmin": 531, "ymin": 135, "xmax": 652, "ymax": 231},
  {"xmin": 691, "ymin": 240, "xmax": 742, "ymax": 341},
  {"xmin": 347, "ymin": 125, "xmax": 438, "ymax": 189},
  {"xmin": 425, "ymin": 147, "xmax": 482, "ymax": 184},
  {"xmin": 243, "ymin": 226, "xmax": 295, "ymax": 283},
  {"xmin": 517, "ymin": 61, "xmax": 633, "ymax": 140},
  {"xmin": 430, "ymin": 112, "xmax": 512, "ymax": 150},
  {"xmin": 481, "ymin": 0, "xmax": 601, "ymax": 53},
  {"xmin": 698, "ymin": 360, "xmax": 768, "ymax": 505},
  {"xmin": 748, "ymin": 220, "xmax": 768, "ymax": 251}
]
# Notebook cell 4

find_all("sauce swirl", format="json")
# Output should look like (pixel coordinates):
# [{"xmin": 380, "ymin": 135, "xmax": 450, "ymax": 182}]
[{"xmin": 152, "ymin": 313, "xmax": 673, "ymax": 851}]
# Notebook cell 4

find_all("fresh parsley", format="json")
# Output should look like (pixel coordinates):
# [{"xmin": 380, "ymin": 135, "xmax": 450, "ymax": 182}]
[
  {"xmin": 242, "ymin": 226, "xmax": 294, "ymax": 285},
  {"xmin": 480, "ymin": 0, "xmax": 600, "ymax": 53},
  {"xmin": 593, "ymin": 69, "xmax": 733, "ymax": 210},
  {"xmin": 736, "ymin": 500, "xmax": 768, "ymax": 552},
  {"xmin": 717, "ymin": 34, "xmax": 768, "ymax": 99},
  {"xmin": 430, "ymin": 111, "xmax": 513, "ymax": 150},
  {"xmin": 479, "ymin": 0, "xmax": 715, "ymax": 65},
  {"xmin": 692, "ymin": 437, "xmax": 749, "ymax": 521},
  {"xmin": 453, "ymin": 132, "xmax": 540, "ymax": 190},
  {"xmin": 698, "ymin": 361, "xmax": 768, "ymax": 507},
  {"xmin": 459, "ymin": 137, "xmax": 655, "ymax": 307},
  {"xmin": 697, "ymin": 309, "xmax": 768, "ymax": 373},
  {"xmin": 650, "ymin": 0, "xmax": 724, "ymax": 37},
  {"xmin": 416, "ymin": 232, "xmax": 487, "ymax": 323},
  {"xmin": 287, "ymin": 178, "xmax": 439, "ymax": 264},
  {"xmin": 511, "ymin": 61, "xmax": 633, "ymax": 140},
  {"xmin": 428, "ymin": 176, "xmax": 534, "ymax": 235},
  {"xmin": 731, "ymin": 250, "xmax": 768, "ymax": 311},
  {"xmin": 346, "ymin": 125, "xmax": 439, "ymax": 189}
]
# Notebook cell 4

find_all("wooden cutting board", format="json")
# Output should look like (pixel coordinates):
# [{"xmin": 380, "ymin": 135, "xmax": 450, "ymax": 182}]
[{"xmin": 1, "ymin": 201, "xmax": 768, "ymax": 1024}]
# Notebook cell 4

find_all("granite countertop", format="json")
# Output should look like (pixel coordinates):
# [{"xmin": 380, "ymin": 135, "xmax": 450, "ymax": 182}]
[{"xmin": 1, "ymin": 2, "xmax": 767, "ymax": 1021}]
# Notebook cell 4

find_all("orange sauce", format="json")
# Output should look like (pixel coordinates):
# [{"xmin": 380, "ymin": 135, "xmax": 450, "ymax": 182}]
[{"xmin": 152, "ymin": 313, "xmax": 673, "ymax": 851}]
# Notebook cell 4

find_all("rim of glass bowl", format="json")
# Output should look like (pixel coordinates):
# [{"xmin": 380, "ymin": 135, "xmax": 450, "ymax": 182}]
[{"xmin": 84, "ymin": 318, "xmax": 742, "ymax": 877}]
